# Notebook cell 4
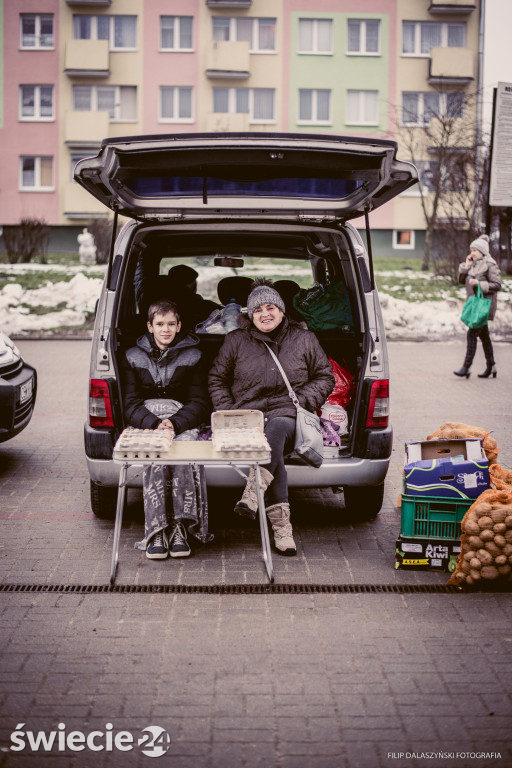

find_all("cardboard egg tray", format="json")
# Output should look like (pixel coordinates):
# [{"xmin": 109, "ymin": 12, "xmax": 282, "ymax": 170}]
[
  {"xmin": 211, "ymin": 410, "xmax": 271, "ymax": 458},
  {"xmin": 113, "ymin": 428, "xmax": 173, "ymax": 459}
]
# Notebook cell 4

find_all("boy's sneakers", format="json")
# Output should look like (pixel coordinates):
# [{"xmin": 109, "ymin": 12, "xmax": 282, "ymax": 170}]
[
  {"xmin": 168, "ymin": 522, "xmax": 191, "ymax": 558},
  {"xmin": 146, "ymin": 530, "xmax": 168, "ymax": 560}
]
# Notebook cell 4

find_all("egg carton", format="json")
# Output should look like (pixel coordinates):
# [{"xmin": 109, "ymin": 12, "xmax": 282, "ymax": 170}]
[
  {"xmin": 113, "ymin": 428, "xmax": 173, "ymax": 459},
  {"xmin": 211, "ymin": 409, "xmax": 271, "ymax": 456}
]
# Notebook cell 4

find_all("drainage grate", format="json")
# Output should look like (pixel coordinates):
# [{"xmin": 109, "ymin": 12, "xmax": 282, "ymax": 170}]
[{"xmin": 0, "ymin": 582, "xmax": 508, "ymax": 595}]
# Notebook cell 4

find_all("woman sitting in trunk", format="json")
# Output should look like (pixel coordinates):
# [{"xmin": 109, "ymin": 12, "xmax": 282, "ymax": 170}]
[{"xmin": 208, "ymin": 279, "xmax": 334, "ymax": 556}]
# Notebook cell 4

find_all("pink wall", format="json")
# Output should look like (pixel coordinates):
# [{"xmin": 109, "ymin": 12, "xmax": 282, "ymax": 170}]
[
  {"xmin": 0, "ymin": 0, "xmax": 61, "ymax": 224},
  {"xmin": 143, "ymin": 0, "xmax": 199, "ymax": 135}
]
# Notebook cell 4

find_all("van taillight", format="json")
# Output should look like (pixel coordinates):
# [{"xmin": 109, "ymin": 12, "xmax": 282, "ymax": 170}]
[
  {"xmin": 366, "ymin": 379, "xmax": 389, "ymax": 428},
  {"xmin": 89, "ymin": 379, "xmax": 114, "ymax": 428}
]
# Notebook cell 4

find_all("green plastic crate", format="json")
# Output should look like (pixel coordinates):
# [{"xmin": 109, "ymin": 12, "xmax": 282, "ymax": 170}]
[{"xmin": 400, "ymin": 493, "xmax": 473, "ymax": 539}]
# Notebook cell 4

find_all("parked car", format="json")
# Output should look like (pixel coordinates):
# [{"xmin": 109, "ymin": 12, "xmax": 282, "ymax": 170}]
[
  {"xmin": 75, "ymin": 132, "xmax": 417, "ymax": 519},
  {"xmin": 0, "ymin": 332, "xmax": 37, "ymax": 442}
]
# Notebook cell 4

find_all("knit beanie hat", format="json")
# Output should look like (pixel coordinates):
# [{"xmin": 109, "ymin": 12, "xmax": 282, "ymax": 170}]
[
  {"xmin": 246, "ymin": 280, "xmax": 285, "ymax": 320},
  {"xmin": 470, "ymin": 234, "xmax": 490, "ymax": 258}
]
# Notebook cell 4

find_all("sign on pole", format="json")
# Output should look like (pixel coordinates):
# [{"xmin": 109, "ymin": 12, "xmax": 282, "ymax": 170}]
[{"xmin": 489, "ymin": 81, "xmax": 512, "ymax": 208}]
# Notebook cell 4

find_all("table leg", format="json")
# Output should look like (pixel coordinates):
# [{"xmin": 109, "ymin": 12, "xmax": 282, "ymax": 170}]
[
  {"xmin": 110, "ymin": 462, "xmax": 128, "ymax": 586},
  {"xmin": 254, "ymin": 464, "xmax": 274, "ymax": 583}
]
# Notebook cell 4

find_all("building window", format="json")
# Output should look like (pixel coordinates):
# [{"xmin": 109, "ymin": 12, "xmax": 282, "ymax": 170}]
[
  {"xmin": 73, "ymin": 15, "xmax": 137, "ymax": 50},
  {"xmin": 298, "ymin": 19, "xmax": 333, "ymax": 54},
  {"xmin": 20, "ymin": 156, "xmax": 54, "ymax": 190},
  {"xmin": 20, "ymin": 85, "xmax": 54, "ymax": 121},
  {"xmin": 346, "ymin": 90, "xmax": 379, "ymax": 125},
  {"xmin": 347, "ymin": 19, "xmax": 380, "ymax": 55},
  {"xmin": 393, "ymin": 230, "xmax": 415, "ymax": 249},
  {"xmin": 298, "ymin": 89, "xmax": 331, "ymax": 124},
  {"xmin": 213, "ymin": 87, "xmax": 275, "ymax": 122},
  {"xmin": 160, "ymin": 16, "xmax": 193, "ymax": 50},
  {"xmin": 212, "ymin": 17, "xmax": 276, "ymax": 52},
  {"xmin": 402, "ymin": 21, "xmax": 466, "ymax": 56},
  {"xmin": 402, "ymin": 91, "xmax": 464, "ymax": 125},
  {"xmin": 72, "ymin": 85, "xmax": 137, "ymax": 121},
  {"xmin": 20, "ymin": 14, "xmax": 54, "ymax": 49},
  {"xmin": 160, "ymin": 87, "xmax": 193, "ymax": 122}
]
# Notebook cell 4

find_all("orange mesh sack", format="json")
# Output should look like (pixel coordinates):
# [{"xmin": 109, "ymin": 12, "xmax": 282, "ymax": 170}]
[
  {"xmin": 489, "ymin": 463, "xmax": 512, "ymax": 491},
  {"xmin": 447, "ymin": 487, "xmax": 512, "ymax": 587},
  {"xmin": 426, "ymin": 422, "xmax": 499, "ymax": 465}
]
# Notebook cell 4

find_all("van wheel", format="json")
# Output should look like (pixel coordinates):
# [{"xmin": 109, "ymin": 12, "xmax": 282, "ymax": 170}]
[
  {"xmin": 90, "ymin": 480, "xmax": 118, "ymax": 519},
  {"xmin": 343, "ymin": 483, "xmax": 384, "ymax": 519}
]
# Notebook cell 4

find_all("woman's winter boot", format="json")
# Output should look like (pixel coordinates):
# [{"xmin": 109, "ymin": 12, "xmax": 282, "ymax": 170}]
[
  {"xmin": 478, "ymin": 363, "xmax": 497, "ymax": 378},
  {"xmin": 234, "ymin": 466, "xmax": 273, "ymax": 519},
  {"xmin": 453, "ymin": 365, "xmax": 471, "ymax": 378},
  {"xmin": 266, "ymin": 503, "xmax": 296, "ymax": 556}
]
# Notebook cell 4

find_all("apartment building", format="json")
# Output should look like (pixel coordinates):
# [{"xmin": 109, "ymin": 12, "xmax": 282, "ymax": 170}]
[{"xmin": 0, "ymin": 0, "xmax": 481, "ymax": 255}]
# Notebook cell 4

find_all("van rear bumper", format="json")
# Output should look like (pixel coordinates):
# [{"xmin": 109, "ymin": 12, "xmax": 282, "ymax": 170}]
[{"xmin": 87, "ymin": 455, "xmax": 390, "ymax": 490}]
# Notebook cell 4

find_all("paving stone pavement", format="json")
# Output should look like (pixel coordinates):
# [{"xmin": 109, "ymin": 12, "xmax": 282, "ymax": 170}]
[{"xmin": 0, "ymin": 339, "xmax": 511, "ymax": 767}]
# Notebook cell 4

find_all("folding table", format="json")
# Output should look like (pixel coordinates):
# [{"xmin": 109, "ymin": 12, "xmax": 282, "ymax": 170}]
[{"xmin": 110, "ymin": 440, "xmax": 273, "ymax": 585}]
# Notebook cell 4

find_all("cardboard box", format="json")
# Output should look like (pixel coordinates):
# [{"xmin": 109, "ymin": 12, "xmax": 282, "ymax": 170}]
[
  {"xmin": 395, "ymin": 536, "xmax": 461, "ymax": 572},
  {"xmin": 404, "ymin": 438, "xmax": 489, "ymax": 500}
]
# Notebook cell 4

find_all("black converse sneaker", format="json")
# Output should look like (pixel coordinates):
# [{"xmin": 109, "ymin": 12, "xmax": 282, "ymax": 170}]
[
  {"xmin": 146, "ymin": 530, "xmax": 168, "ymax": 560},
  {"xmin": 168, "ymin": 522, "xmax": 191, "ymax": 558}
]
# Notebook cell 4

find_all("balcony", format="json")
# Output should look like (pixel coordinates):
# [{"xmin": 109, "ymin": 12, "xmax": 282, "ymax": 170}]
[
  {"xmin": 206, "ymin": 41, "xmax": 250, "ymax": 79},
  {"xmin": 63, "ymin": 182, "xmax": 109, "ymax": 219},
  {"xmin": 65, "ymin": 110, "xmax": 110, "ymax": 144},
  {"xmin": 206, "ymin": 1, "xmax": 252, "ymax": 8},
  {"xmin": 64, "ymin": 40, "xmax": 109, "ymax": 77},
  {"xmin": 429, "ymin": 47, "xmax": 474, "ymax": 84},
  {"xmin": 205, "ymin": 112, "xmax": 251, "ymax": 132},
  {"xmin": 428, "ymin": 0, "xmax": 476, "ymax": 13}
]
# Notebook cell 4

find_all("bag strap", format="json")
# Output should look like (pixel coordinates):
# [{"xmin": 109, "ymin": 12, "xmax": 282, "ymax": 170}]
[
  {"xmin": 476, "ymin": 282, "xmax": 483, "ymax": 298},
  {"xmin": 262, "ymin": 342, "xmax": 300, "ymax": 410}
]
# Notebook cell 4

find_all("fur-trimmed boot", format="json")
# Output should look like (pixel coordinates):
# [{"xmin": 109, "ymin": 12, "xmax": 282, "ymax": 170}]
[
  {"xmin": 234, "ymin": 466, "xmax": 273, "ymax": 520},
  {"xmin": 266, "ymin": 503, "xmax": 296, "ymax": 556}
]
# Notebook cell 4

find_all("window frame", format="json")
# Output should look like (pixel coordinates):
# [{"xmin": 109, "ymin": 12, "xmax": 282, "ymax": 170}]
[
  {"xmin": 19, "ymin": 155, "xmax": 54, "ymax": 191},
  {"xmin": 19, "ymin": 85, "xmax": 55, "ymax": 121},
  {"xmin": 297, "ymin": 18, "xmax": 333, "ymax": 55},
  {"xmin": 402, "ymin": 20, "xmax": 466, "ymax": 57},
  {"xmin": 72, "ymin": 14, "xmax": 137, "ymax": 51},
  {"xmin": 401, "ymin": 91, "xmax": 464, "ymax": 126},
  {"xmin": 345, "ymin": 89, "xmax": 379, "ymax": 126},
  {"xmin": 159, "ymin": 86, "xmax": 194, "ymax": 123},
  {"xmin": 211, "ymin": 16, "xmax": 277, "ymax": 53},
  {"xmin": 72, "ymin": 85, "xmax": 137, "ymax": 122},
  {"xmin": 212, "ymin": 86, "xmax": 276, "ymax": 123},
  {"xmin": 20, "ymin": 13, "xmax": 54, "ymax": 50},
  {"xmin": 346, "ymin": 19, "xmax": 381, "ymax": 56},
  {"xmin": 393, "ymin": 230, "xmax": 416, "ymax": 250},
  {"xmin": 297, "ymin": 88, "xmax": 332, "ymax": 125},
  {"xmin": 159, "ymin": 15, "xmax": 194, "ymax": 52}
]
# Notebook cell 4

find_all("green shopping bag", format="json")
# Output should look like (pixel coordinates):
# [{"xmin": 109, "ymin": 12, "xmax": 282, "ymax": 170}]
[{"xmin": 460, "ymin": 282, "xmax": 491, "ymax": 329}]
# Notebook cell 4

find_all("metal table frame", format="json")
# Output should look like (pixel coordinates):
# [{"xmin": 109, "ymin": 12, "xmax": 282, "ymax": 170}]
[{"xmin": 110, "ymin": 441, "xmax": 273, "ymax": 585}]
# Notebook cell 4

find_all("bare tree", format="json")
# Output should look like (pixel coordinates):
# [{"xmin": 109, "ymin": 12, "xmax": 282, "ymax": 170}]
[{"xmin": 2, "ymin": 218, "xmax": 50, "ymax": 264}]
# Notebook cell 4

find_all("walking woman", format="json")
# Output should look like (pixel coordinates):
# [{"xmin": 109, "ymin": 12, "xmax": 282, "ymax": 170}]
[
  {"xmin": 454, "ymin": 234, "xmax": 501, "ymax": 379},
  {"xmin": 208, "ymin": 279, "xmax": 334, "ymax": 555}
]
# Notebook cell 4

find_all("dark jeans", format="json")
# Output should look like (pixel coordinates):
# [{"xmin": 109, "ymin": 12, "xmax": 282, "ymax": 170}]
[
  {"xmin": 263, "ymin": 416, "xmax": 296, "ymax": 506},
  {"xmin": 463, "ymin": 325, "xmax": 494, "ymax": 368}
]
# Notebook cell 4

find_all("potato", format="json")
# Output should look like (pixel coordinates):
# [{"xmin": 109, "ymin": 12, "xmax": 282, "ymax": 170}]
[
  {"xmin": 503, "ymin": 544, "xmax": 512, "ymax": 557},
  {"xmin": 493, "ymin": 523, "xmax": 507, "ymax": 534},
  {"xmin": 480, "ymin": 529, "xmax": 495, "ymax": 542},
  {"xmin": 485, "ymin": 540, "xmax": 501, "ymax": 556},
  {"xmin": 505, "ymin": 516, "xmax": 512, "ymax": 528},
  {"xmin": 476, "ymin": 549, "xmax": 493, "ymax": 565},
  {"xmin": 468, "ymin": 535, "xmax": 485, "ymax": 549},
  {"xmin": 470, "ymin": 568, "xmax": 481, "ymax": 581},
  {"xmin": 495, "ymin": 554, "xmax": 507, "ymax": 566},
  {"xmin": 480, "ymin": 565, "xmax": 499, "ymax": 580},
  {"xmin": 498, "ymin": 564, "xmax": 512, "ymax": 576},
  {"xmin": 460, "ymin": 559, "xmax": 471, "ymax": 575},
  {"xmin": 494, "ymin": 534, "xmax": 506, "ymax": 548},
  {"xmin": 463, "ymin": 518, "xmax": 481, "ymax": 535},
  {"xmin": 470, "ymin": 558, "xmax": 482, "ymax": 570},
  {"xmin": 504, "ymin": 530, "xmax": 512, "ymax": 544},
  {"xmin": 491, "ymin": 509, "xmax": 507, "ymax": 524},
  {"xmin": 478, "ymin": 516, "xmax": 494, "ymax": 530},
  {"xmin": 464, "ymin": 550, "xmax": 477, "ymax": 562},
  {"xmin": 473, "ymin": 503, "xmax": 493, "ymax": 518},
  {"xmin": 465, "ymin": 574, "xmax": 474, "ymax": 585}
]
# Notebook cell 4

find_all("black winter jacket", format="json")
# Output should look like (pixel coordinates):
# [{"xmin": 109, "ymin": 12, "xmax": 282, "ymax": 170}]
[
  {"xmin": 208, "ymin": 316, "xmax": 335, "ymax": 420},
  {"xmin": 123, "ymin": 332, "xmax": 210, "ymax": 435}
]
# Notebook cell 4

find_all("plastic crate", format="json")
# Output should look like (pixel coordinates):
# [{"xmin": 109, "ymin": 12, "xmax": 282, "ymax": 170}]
[{"xmin": 400, "ymin": 493, "xmax": 473, "ymax": 539}]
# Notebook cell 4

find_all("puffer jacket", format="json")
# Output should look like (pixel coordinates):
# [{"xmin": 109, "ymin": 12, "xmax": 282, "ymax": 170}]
[
  {"xmin": 459, "ymin": 254, "xmax": 501, "ymax": 321},
  {"xmin": 208, "ymin": 316, "xmax": 335, "ymax": 420},
  {"xmin": 123, "ymin": 332, "xmax": 210, "ymax": 435}
]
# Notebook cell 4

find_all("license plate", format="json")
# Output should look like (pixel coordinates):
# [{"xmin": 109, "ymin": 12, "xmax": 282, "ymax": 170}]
[{"xmin": 19, "ymin": 378, "xmax": 33, "ymax": 404}]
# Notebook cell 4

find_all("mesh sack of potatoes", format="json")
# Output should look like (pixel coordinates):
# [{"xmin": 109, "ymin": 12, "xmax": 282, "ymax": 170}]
[
  {"xmin": 489, "ymin": 463, "xmax": 512, "ymax": 492},
  {"xmin": 447, "ymin": 487, "xmax": 512, "ymax": 587},
  {"xmin": 426, "ymin": 422, "xmax": 499, "ymax": 465}
]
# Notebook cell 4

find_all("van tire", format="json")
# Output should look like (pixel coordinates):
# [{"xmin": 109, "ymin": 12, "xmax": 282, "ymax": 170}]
[
  {"xmin": 90, "ymin": 480, "xmax": 117, "ymax": 519},
  {"xmin": 343, "ymin": 483, "xmax": 384, "ymax": 519}
]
